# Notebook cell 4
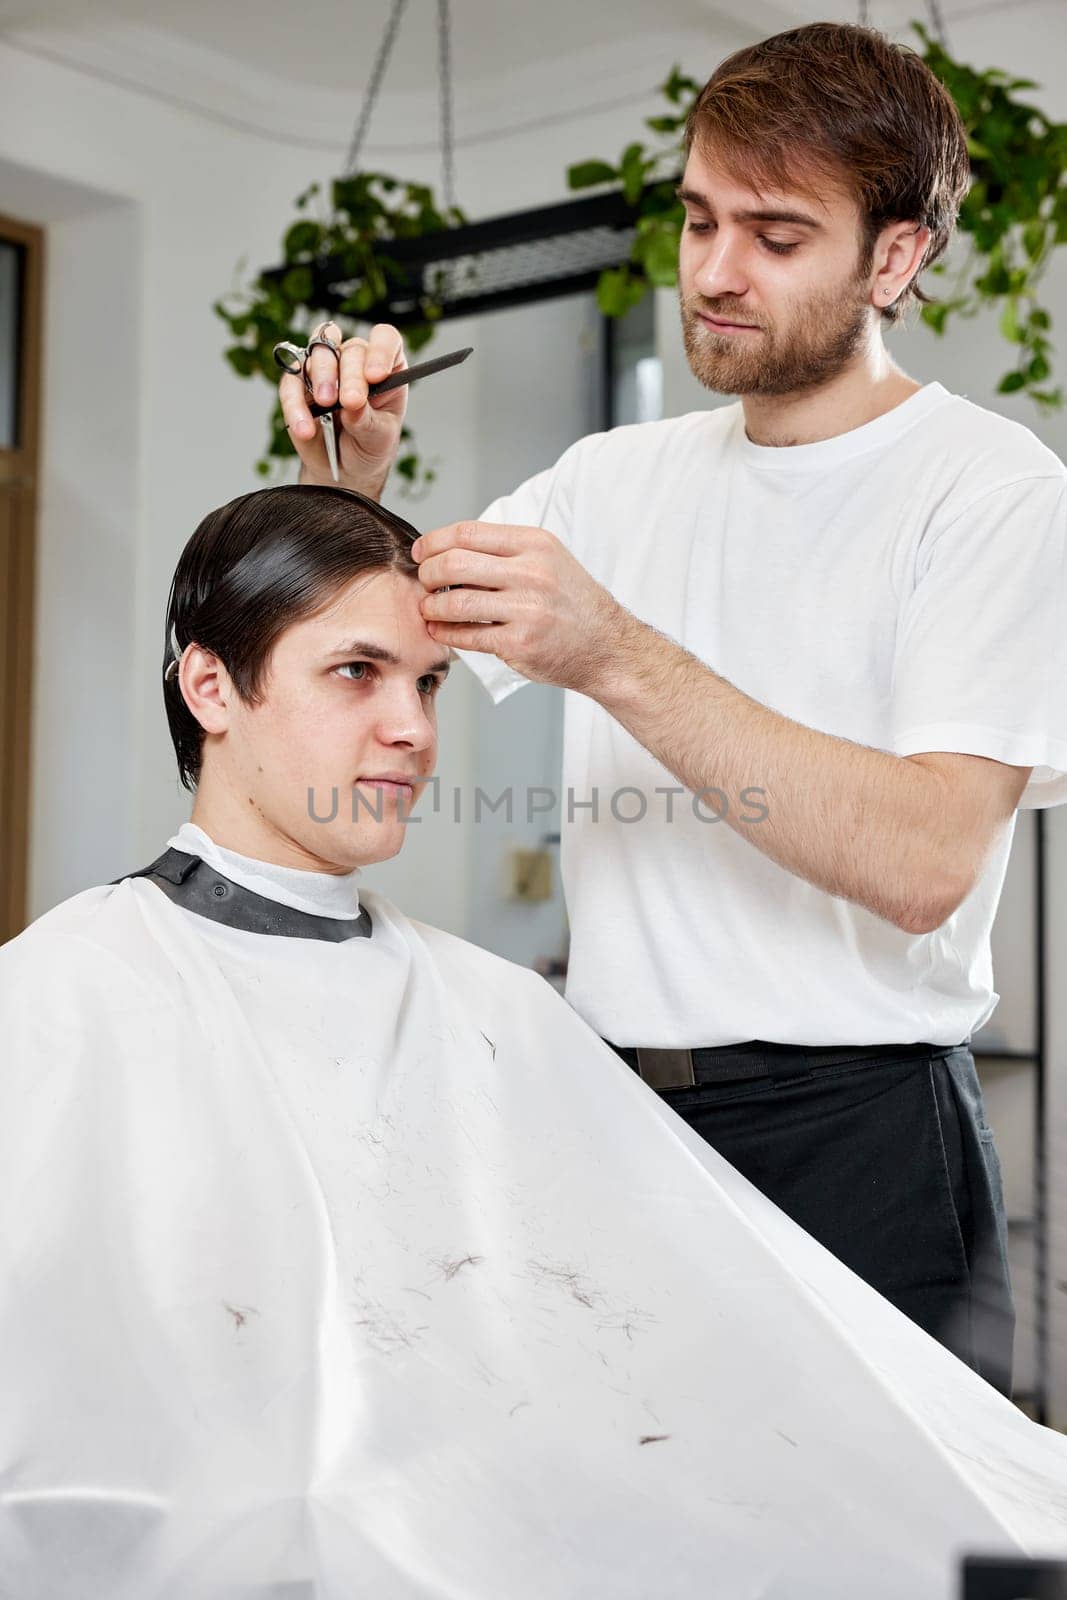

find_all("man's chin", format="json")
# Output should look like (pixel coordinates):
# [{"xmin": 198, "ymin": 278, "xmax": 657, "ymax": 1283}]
[
  {"xmin": 291, "ymin": 818, "xmax": 407, "ymax": 874},
  {"xmin": 681, "ymin": 325, "xmax": 757, "ymax": 395},
  {"xmin": 683, "ymin": 349, "xmax": 761, "ymax": 397}
]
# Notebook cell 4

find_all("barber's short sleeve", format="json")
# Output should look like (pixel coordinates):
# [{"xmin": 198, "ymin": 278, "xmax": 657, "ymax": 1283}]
[
  {"xmin": 890, "ymin": 473, "xmax": 1067, "ymax": 810},
  {"xmin": 454, "ymin": 441, "xmax": 582, "ymax": 704}
]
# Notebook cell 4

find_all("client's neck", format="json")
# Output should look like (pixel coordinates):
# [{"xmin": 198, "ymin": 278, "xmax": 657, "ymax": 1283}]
[{"xmin": 171, "ymin": 821, "xmax": 364, "ymax": 919}]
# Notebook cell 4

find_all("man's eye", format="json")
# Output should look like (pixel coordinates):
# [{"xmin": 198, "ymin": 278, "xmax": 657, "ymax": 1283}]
[
  {"xmin": 760, "ymin": 238, "xmax": 799, "ymax": 255},
  {"xmin": 337, "ymin": 662, "xmax": 371, "ymax": 682},
  {"xmin": 417, "ymin": 675, "xmax": 441, "ymax": 696},
  {"xmin": 685, "ymin": 220, "xmax": 710, "ymax": 234}
]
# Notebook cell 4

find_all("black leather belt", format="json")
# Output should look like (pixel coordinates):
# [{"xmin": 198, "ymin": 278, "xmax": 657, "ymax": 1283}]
[{"xmin": 606, "ymin": 1039, "xmax": 962, "ymax": 1091}]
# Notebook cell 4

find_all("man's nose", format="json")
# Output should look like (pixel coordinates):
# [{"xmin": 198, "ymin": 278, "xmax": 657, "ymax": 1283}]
[
  {"xmin": 692, "ymin": 232, "xmax": 750, "ymax": 300},
  {"xmin": 377, "ymin": 690, "xmax": 435, "ymax": 750}
]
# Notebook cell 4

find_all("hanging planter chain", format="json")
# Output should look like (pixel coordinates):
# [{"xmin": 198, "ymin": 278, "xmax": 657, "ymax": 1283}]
[
  {"xmin": 438, "ymin": 0, "xmax": 457, "ymax": 214},
  {"xmin": 343, "ymin": 0, "xmax": 456, "ymax": 209},
  {"xmin": 343, "ymin": 0, "xmax": 410, "ymax": 179}
]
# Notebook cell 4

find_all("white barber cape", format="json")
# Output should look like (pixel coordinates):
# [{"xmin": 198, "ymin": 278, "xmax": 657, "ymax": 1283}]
[{"xmin": 2, "ymin": 825, "xmax": 1066, "ymax": 1600}]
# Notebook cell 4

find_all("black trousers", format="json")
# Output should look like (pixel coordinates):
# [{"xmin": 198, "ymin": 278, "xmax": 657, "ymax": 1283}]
[{"xmin": 607, "ymin": 1040, "xmax": 1015, "ymax": 1397}]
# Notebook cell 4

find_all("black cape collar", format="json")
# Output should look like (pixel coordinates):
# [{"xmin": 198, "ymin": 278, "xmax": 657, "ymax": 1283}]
[{"xmin": 113, "ymin": 848, "xmax": 372, "ymax": 943}]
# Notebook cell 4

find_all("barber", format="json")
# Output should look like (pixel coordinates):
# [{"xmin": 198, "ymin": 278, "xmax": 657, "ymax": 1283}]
[{"xmin": 277, "ymin": 23, "xmax": 1067, "ymax": 1397}]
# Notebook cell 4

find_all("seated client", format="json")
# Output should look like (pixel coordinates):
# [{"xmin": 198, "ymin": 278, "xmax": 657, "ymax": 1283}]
[{"xmin": 1, "ymin": 485, "xmax": 1064, "ymax": 1600}]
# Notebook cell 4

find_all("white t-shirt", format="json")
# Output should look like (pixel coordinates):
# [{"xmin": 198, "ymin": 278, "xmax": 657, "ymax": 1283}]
[{"xmin": 461, "ymin": 381, "xmax": 1067, "ymax": 1049}]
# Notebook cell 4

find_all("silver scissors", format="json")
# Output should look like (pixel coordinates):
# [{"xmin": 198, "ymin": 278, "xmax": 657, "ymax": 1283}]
[
  {"xmin": 273, "ymin": 336, "xmax": 474, "ymax": 484},
  {"xmin": 274, "ymin": 327, "xmax": 343, "ymax": 481}
]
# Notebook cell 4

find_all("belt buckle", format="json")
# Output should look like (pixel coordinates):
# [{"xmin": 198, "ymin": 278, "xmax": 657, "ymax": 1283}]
[{"xmin": 635, "ymin": 1047, "xmax": 696, "ymax": 1090}]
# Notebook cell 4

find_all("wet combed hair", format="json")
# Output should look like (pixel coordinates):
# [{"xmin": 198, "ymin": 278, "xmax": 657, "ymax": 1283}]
[
  {"xmin": 684, "ymin": 22, "xmax": 971, "ymax": 324},
  {"xmin": 163, "ymin": 484, "xmax": 421, "ymax": 792}
]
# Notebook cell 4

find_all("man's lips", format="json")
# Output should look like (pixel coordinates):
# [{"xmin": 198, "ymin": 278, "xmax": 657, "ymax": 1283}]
[
  {"xmin": 699, "ymin": 312, "xmax": 762, "ymax": 332},
  {"xmin": 355, "ymin": 775, "xmax": 416, "ymax": 796}
]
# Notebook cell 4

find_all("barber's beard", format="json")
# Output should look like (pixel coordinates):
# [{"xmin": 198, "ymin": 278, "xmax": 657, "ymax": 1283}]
[{"xmin": 680, "ymin": 272, "xmax": 871, "ymax": 398}]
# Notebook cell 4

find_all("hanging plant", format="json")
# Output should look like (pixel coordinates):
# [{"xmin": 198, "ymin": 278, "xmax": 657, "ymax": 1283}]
[
  {"xmin": 912, "ymin": 22, "xmax": 1065, "ymax": 408},
  {"xmin": 213, "ymin": 173, "xmax": 465, "ymax": 490},
  {"xmin": 566, "ymin": 65, "xmax": 695, "ymax": 319},
  {"xmin": 569, "ymin": 34, "xmax": 1066, "ymax": 413}
]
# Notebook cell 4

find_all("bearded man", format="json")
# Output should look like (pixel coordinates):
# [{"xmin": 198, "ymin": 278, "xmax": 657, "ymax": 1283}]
[{"xmin": 280, "ymin": 23, "xmax": 1067, "ymax": 1400}]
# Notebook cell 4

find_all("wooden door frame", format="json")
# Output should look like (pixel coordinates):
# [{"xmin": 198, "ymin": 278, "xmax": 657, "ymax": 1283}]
[{"xmin": 0, "ymin": 213, "xmax": 44, "ymax": 941}]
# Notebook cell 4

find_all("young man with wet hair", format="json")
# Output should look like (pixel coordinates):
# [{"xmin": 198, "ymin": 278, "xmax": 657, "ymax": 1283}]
[
  {"xmin": 281, "ymin": 23, "xmax": 1067, "ymax": 1400},
  {"xmin": 4, "ymin": 482, "xmax": 1067, "ymax": 1598},
  {"xmin": 161, "ymin": 482, "xmax": 441, "ymax": 869}
]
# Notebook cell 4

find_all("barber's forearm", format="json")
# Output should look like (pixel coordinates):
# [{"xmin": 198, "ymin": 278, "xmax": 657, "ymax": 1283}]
[{"xmin": 591, "ymin": 613, "xmax": 960, "ymax": 934}]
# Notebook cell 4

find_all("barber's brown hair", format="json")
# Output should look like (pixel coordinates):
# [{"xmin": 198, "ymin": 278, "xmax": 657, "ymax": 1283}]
[{"xmin": 684, "ymin": 22, "xmax": 971, "ymax": 323}]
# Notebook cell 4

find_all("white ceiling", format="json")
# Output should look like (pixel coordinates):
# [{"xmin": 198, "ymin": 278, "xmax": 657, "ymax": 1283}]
[
  {"xmin": 0, "ymin": 0, "xmax": 1056, "ymax": 158},
  {"xmin": 1, "ymin": 0, "xmax": 1042, "ymax": 89},
  {"xmin": 0, "ymin": 0, "xmax": 798, "ymax": 93}
]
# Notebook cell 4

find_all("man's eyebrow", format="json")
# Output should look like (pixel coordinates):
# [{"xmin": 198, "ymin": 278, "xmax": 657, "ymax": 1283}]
[
  {"xmin": 327, "ymin": 639, "xmax": 451, "ymax": 675},
  {"xmin": 675, "ymin": 185, "xmax": 824, "ymax": 230}
]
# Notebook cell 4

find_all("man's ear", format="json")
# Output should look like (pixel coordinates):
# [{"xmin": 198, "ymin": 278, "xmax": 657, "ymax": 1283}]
[
  {"xmin": 180, "ymin": 644, "xmax": 232, "ymax": 736},
  {"xmin": 879, "ymin": 220, "xmax": 932, "ymax": 291}
]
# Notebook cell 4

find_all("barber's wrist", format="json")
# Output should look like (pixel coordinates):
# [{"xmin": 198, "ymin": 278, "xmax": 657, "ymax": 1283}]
[{"xmin": 587, "ymin": 609, "xmax": 663, "ymax": 713}]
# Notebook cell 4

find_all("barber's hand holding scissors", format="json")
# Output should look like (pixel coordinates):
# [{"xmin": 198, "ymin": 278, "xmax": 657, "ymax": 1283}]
[
  {"xmin": 412, "ymin": 521, "xmax": 629, "ymax": 696},
  {"xmin": 277, "ymin": 320, "xmax": 409, "ymax": 498}
]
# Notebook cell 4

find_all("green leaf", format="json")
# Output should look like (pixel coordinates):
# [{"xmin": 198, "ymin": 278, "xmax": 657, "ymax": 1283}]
[
  {"xmin": 920, "ymin": 303, "xmax": 951, "ymax": 335},
  {"xmin": 225, "ymin": 346, "xmax": 257, "ymax": 378},
  {"xmin": 1023, "ymin": 219, "xmax": 1047, "ymax": 260},
  {"xmin": 661, "ymin": 65, "xmax": 700, "ymax": 105},
  {"xmin": 332, "ymin": 174, "xmax": 373, "ymax": 213},
  {"xmin": 567, "ymin": 159, "xmax": 617, "ymax": 189},
  {"xmin": 999, "ymin": 299, "xmax": 1024, "ymax": 342},
  {"xmin": 281, "ymin": 266, "xmax": 314, "ymax": 303},
  {"xmin": 283, "ymin": 220, "xmax": 323, "ymax": 261},
  {"xmin": 632, "ymin": 220, "xmax": 679, "ymax": 286},
  {"xmin": 596, "ymin": 266, "xmax": 646, "ymax": 317},
  {"xmin": 1027, "ymin": 351, "xmax": 1051, "ymax": 382},
  {"xmin": 640, "ymin": 183, "xmax": 685, "ymax": 220},
  {"xmin": 336, "ymin": 286, "xmax": 370, "ymax": 315},
  {"xmin": 620, "ymin": 142, "xmax": 649, "ymax": 205},
  {"xmin": 976, "ymin": 260, "xmax": 1012, "ymax": 295},
  {"xmin": 997, "ymin": 370, "xmax": 1027, "ymax": 392}
]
